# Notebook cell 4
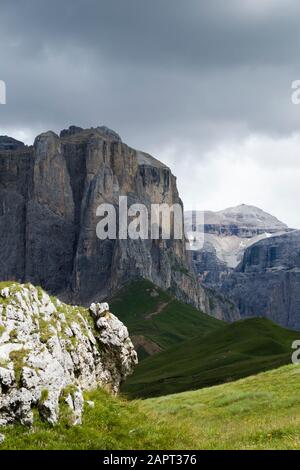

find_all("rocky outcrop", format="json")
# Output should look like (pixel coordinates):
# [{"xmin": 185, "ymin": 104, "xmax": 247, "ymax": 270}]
[
  {"xmin": 0, "ymin": 136, "xmax": 25, "ymax": 151},
  {"xmin": 0, "ymin": 126, "xmax": 238, "ymax": 321},
  {"xmin": 220, "ymin": 230, "xmax": 300, "ymax": 330},
  {"xmin": 191, "ymin": 241, "xmax": 231, "ymax": 286},
  {"xmin": 0, "ymin": 283, "xmax": 137, "ymax": 426}
]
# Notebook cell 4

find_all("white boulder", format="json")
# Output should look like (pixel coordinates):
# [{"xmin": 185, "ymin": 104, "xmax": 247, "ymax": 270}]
[{"xmin": 0, "ymin": 284, "xmax": 138, "ymax": 426}]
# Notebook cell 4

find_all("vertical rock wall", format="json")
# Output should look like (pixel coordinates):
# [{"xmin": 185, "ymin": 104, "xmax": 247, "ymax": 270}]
[{"xmin": 0, "ymin": 127, "xmax": 238, "ymax": 321}]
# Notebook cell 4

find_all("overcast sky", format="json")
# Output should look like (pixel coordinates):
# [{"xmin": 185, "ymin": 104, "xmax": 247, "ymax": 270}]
[{"xmin": 1, "ymin": 0, "xmax": 300, "ymax": 227}]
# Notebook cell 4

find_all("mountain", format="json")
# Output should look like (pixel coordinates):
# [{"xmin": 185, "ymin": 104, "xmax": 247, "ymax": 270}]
[
  {"xmin": 185, "ymin": 204, "xmax": 291, "ymax": 286},
  {"xmin": 123, "ymin": 317, "xmax": 299, "ymax": 398},
  {"xmin": 187, "ymin": 204, "xmax": 289, "ymax": 235},
  {"xmin": 220, "ymin": 230, "xmax": 300, "ymax": 330},
  {"xmin": 0, "ymin": 136, "xmax": 25, "ymax": 151},
  {"xmin": 0, "ymin": 125, "xmax": 237, "ymax": 320},
  {"xmin": 185, "ymin": 204, "xmax": 300, "ymax": 330}
]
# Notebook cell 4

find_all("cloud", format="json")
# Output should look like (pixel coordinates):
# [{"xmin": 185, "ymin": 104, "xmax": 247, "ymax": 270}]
[
  {"xmin": 0, "ymin": 0, "xmax": 300, "ymax": 225},
  {"xmin": 160, "ymin": 133, "xmax": 300, "ymax": 228}
]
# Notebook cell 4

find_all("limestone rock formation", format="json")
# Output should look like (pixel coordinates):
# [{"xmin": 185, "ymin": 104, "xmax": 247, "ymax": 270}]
[
  {"xmin": 0, "ymin": 125, "xmax": 238, "ymax": 321},
  {"xmin": 220, "ymin": 230, "xmax": 300, "ymax": 330},
  {"xmin": 0, "ymin": 136, "xmax": 25, "ymax": 151},
  {"xmin": 0, "ymin": 283, "xmax": 137, "ymax": 426},
  {"xmin": 185, "ymin": 204, "xmax": 290, "ymax": 287}
]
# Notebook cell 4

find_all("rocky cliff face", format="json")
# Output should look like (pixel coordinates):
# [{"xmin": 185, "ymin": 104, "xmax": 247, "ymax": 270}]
[
  {"xmin": 0, "ymin": 136, "xmax": 25, "ymax": 151},
  {"xmin": 0, "ymin": 126, "xmax": 237, "ymax": 321},
  {"xmin": 0, "ymin": 282, "xmax": 137, "ymax": 426},
  {"xmin": 185, "ymin": 204, "xmax": 290, "ymax": 287},
  {"xmin": 220, "ymin": 230, "xmax": 300, "ymax": 330}
]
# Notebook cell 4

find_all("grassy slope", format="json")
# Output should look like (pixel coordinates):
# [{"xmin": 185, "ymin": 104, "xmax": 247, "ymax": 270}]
[
  {"xmin": 109, "ymin": 279, "xmax": 299, "ymax": 399},
  {"xmin": 142, "ymin": 364, "xmax": 300, "ymax": 450},
  {"xmin": 2, "ymin": 279, "xmax": 299, "ymax": 449},
  {"xmin": 0, "ymin": 388, "xmax": 190, "ymax": 450},
  {"xmin": 123, "ymin": 318, "xmax": 300, "ymax": 398},
  {"xmin": 110, "ymin": 279, "xmax": 223, "ymax": 353},
  {"xmin": 2, "ymin": 365, "xmax": 300, "ymax": 450}
]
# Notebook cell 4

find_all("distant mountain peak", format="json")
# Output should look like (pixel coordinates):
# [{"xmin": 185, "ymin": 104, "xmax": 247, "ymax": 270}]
[
  {"xmin": 186, "ymin": 204, "xmax": 288, "ymax": 231},
  {"xmin": 0, "ymin": 135, "xmax": 25, "ymax": 151},
  {"xmin": 185, "ymin": 204, "xmax": 291, "ymax": 273}
]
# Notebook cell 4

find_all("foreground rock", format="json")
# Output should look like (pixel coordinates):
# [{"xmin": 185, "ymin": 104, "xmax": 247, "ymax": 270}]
[{"xmin": 0, "ymin": 283, "xmax": 137, "ymax": 426}]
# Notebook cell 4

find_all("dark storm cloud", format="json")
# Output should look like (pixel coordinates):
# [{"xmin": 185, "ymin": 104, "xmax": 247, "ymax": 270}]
[
  {"xmin": 0, "ymin": 0, "xmax": 300, "ymax": 149},
  {"xmin": 2, "ymin": 0, "xmax": 299, "ymax": 66},
  {"xmin": 2, "ymin": 0, "xmax": 300, "ymax": 226}
]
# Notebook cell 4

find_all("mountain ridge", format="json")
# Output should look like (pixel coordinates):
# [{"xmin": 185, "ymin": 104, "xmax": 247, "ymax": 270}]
[
  {"xmin": 123, "ymin": 316, "xmax": 299, "ymax": 398},
  {"xmin": 194, "ymin": 204, "xmax": 289, "ymax": 231},
  {"xmin": 185, "ymin": 204, "xmax": 292, "ymax": 286},
  {"xmin": 0, "ymin": 125, "xmax": 238, "ymax": 322},
  {"xmin": 220, "ymin": 229, "xmax": 300, "ymax": 330}
]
